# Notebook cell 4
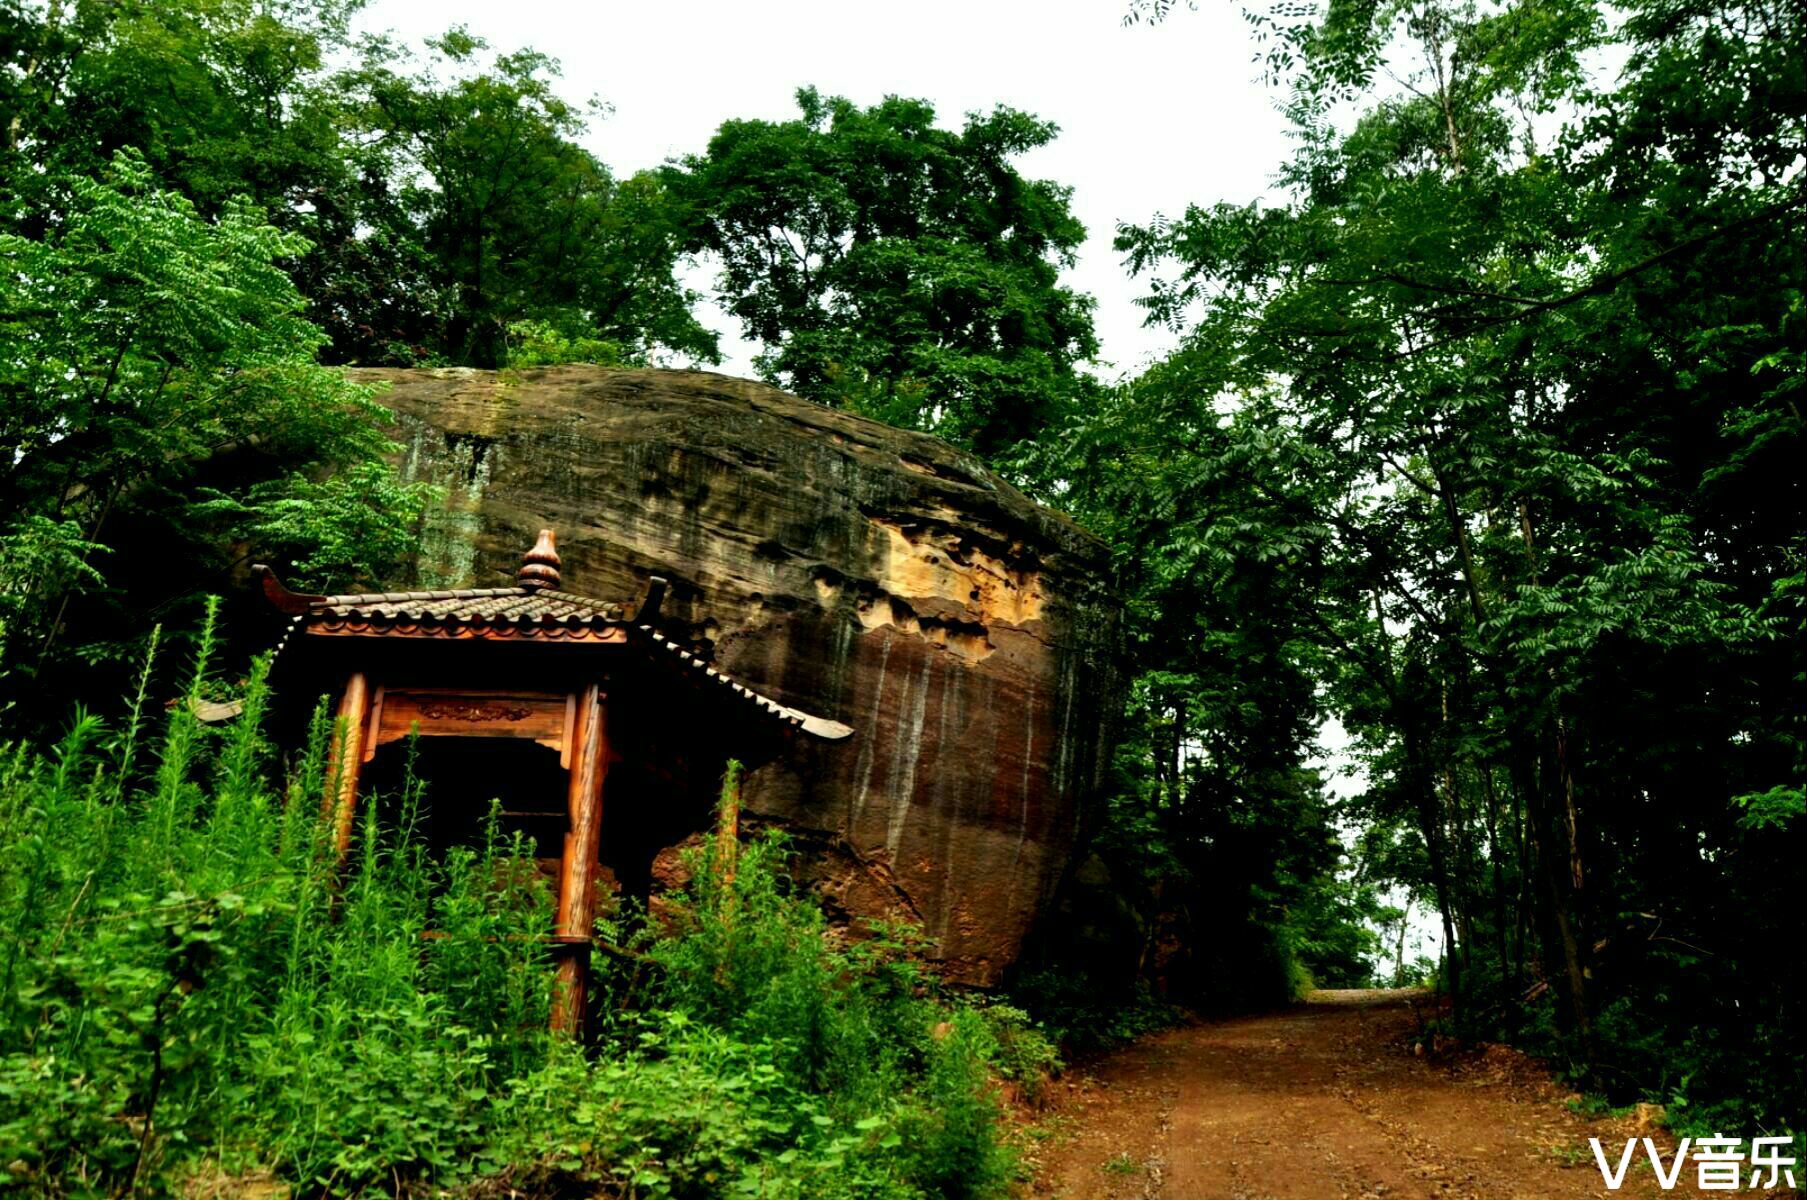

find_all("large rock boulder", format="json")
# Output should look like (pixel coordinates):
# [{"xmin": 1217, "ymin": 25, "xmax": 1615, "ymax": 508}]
[{"xmin": 357, "ymin": 365, "xmax": 1120, "ymax": 984}]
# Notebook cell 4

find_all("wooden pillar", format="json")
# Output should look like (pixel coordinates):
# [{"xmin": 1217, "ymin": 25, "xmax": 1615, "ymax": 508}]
[
  {"xmin": 552, "ymin": 682, "xmax": 609, "ymax": 1037},
  {"xmin": 324, "ymin": 671, "xmax": 371, "ymax": 864}
]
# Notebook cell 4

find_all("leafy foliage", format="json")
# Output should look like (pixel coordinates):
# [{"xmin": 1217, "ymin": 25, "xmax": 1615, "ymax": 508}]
[
  {"xmin": 0, "ymin": 610, "xmax": 1040, "ymax": 1198},
  {"xmin": 1030, "ymin": 367, "xmax": 1387, "ymax": 1013},
  {"xmin": 0, "ymin": 151, "xmax": 429, "ymax": 695},
  {"xmin": 669, "ymin": 87, "xmax": 1099, "ymax": 456},
  {"xmin": 1080, "ymin": 0, "xmax": 1805, "ymax": 1134},
  {"xmin": 345, "ymin": 29, "xmax": 717, "ymax": 368},
  {"xmin": 2, "ymin": 5, "xmax": 718, "ymax": 371}
]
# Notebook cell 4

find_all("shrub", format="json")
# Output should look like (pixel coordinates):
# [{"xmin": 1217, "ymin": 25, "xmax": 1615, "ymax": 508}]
[
  {"xmin": 0, "ymin": 605, "xmax": 1030, "ymax": 1198},
  {"xmin": 638, "ymin": 772, "xmax": 1022, "ymax": 1197},
  {"xmin": 1008, "ymin": 967, "xmax": 1181, "ymax": 1055}
]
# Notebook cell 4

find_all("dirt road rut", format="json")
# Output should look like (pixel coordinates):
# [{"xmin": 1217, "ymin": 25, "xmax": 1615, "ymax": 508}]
[{"xmin": 1026, "ymin": 989, "xmax": 1743, "ymax": 1200}]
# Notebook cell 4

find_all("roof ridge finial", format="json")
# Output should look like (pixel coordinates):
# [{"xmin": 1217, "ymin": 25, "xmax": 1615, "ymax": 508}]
[{"xmin": 517, "ymin": 528, "xmax": 562, "ymax": 591}]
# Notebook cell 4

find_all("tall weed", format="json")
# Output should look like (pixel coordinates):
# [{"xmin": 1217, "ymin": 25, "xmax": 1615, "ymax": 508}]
[{"xmin": 0, "ymin": 608, "xmax": 1036, "ymax": 1199}]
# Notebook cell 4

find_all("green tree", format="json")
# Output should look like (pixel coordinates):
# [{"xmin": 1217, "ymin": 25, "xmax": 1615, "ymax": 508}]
[
  {"xmin": 1059, "ymin": 364, "xmax": 1379, "ymax": 1006},
  {"xmin": 352, "ymin": 29, "xmax": 717, "ymax": 368},
  {"xmin": 0, "ymin": 0, "xmax": 403, "ymax": 355},
  {"xmin": 1093, "ymin": 0, "xmax": 1803, "ymax": 1128},
  {"xmin": 0, "ymin": 151, "xmax": 430, "ymax": 685},
  {"xmin": 2, "ymin": 0, "xmax": 360, "ymax": 210},
  {"xmin": 2, "ymin": 7, "xmax": 716, "ymax": 370},
  {"xmin": 670, "ymin": 87, "xmax": 1099, "ymax": 456}
]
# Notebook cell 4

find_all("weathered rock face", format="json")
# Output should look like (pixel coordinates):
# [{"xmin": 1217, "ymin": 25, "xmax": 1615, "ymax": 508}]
[{"xmin": 357, "ymin": 365, "xmax": 1120, "ymax": 984}]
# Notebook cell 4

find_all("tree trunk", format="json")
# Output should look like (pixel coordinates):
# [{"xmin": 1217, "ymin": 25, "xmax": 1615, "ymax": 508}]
[
  {"xmin": 1509, "ymin": 739, "xmax": 1590, "ymax": 1047},
  {"xmin": 1394, "ymin": 894, "xmax": 1412, "ymax": 985},
  {"xmin": 1406, "ymin": 716, "xmax": 1462, "ymax": 1007},
  {"xmin": 1480, "ymin": 769, "xmax": 1512, "ymax": 978}
]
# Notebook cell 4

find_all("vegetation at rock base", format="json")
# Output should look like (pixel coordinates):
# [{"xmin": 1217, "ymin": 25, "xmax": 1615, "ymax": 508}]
[{"xmin": 0, "ymin": 606, "xmax": 1045, "ymax": 1197}]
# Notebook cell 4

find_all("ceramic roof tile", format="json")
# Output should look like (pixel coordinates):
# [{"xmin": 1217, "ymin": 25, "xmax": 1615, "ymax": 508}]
[{"xmin": 310, "ymin": 587, "xmax": 627, "ymax": 625}]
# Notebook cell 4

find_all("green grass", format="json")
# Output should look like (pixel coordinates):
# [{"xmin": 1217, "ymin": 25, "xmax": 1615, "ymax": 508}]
[
  {"xmin": 1102, "ymin": 1152, "xmax": 1142, "ymax": 1176},
  {"xmin": 0, "ymin": 603, "xmax": 1052, "ymax": 1198}
]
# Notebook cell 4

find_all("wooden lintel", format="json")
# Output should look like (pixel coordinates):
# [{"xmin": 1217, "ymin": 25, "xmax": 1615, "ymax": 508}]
[{"xmin": 368, "ymin": 689, "xmax": 569, "ymax": 754}]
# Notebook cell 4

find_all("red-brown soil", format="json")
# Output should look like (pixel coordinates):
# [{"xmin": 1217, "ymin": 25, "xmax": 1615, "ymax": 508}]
[{"xmin": 1021, "ymin": 989, "xmax": 1790, "ymax": 1200}]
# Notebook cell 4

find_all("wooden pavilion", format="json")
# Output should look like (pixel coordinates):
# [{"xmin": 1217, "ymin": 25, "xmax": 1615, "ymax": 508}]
[{"xmin": 254, "ymin": 530, "xmax": 851, "ymax": 1034}]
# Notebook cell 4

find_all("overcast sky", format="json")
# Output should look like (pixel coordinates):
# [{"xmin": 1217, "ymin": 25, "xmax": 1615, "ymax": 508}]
[{"xmin": 355, "ymin": 0, "xmax": 1293, "ymax": 378}]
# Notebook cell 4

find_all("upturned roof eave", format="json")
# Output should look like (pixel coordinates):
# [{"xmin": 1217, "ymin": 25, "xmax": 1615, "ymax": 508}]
[{"xmin": 251, "ymin": 564, "xmax": 852, "ymax": 742}]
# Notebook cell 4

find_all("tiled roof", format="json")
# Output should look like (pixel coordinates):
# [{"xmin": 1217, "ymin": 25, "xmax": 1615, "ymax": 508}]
[
  {"xmin": 253, "ymin": 566, "xmax": 852, "ymax": 741},
  {"xmin": 312, "ymin": 586, "xmax": 626, "ymax": 626},
  {"xmin": 639, "ymin": 625, "xmax": 853, "ymax": 740}
]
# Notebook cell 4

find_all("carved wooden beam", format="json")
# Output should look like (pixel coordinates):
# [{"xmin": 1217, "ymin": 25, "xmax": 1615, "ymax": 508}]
[{"xmin": 306, "ymin": 619, "xmax": 628, "ymax": 644}]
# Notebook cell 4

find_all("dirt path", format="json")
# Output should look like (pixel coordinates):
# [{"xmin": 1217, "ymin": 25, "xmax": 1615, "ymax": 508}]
[{"xmin": 1023, "ymin": 989, "xmax": 1713, "ymax": 1200}]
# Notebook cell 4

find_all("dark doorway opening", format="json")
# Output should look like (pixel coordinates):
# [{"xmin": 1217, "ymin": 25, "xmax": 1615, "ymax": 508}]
[
  {"xmin": 360, "ymin": 737, "xmax": 569, "ymax": 882},
  {"xmin": 353, "ymin": 730, "xmax": 731, "ymax": 918}
]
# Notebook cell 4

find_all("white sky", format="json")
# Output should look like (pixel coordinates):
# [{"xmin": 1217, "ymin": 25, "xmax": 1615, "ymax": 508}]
[{"xmin": 353, "ymin": 0, "xmax": 1292, "ymax": 378}]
